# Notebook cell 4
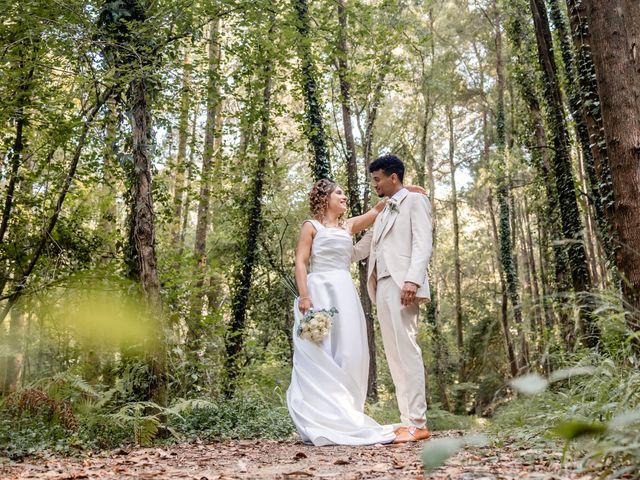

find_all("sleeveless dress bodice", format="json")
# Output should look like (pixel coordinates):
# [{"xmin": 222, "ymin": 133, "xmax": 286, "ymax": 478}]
[
  {"xmin": 309, "ymin": 224, "xmax": 352, "ymax": 273},
  {"xmin": 286, "ymin": 220, "xmax": 396, "ymax": 446}
]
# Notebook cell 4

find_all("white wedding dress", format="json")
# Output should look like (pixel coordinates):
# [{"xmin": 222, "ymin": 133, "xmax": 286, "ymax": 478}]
[{"xmin": 286, "ymin": 220, "xmax": 396, "ymax": 446}]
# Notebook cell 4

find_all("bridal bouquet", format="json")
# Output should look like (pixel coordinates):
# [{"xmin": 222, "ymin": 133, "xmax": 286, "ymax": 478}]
[{"xmin": 297, "ymin": 307, "xmax": 338, "ymax": 343}]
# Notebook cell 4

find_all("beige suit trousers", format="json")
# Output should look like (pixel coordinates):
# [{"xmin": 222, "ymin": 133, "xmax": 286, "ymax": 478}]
[{"xmin": 376, "ymin": 277, "xmax": 427, "ymax": 428}]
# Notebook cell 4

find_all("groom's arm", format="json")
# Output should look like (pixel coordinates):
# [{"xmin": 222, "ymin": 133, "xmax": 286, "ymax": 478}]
[
  {"xmin": 351, "ymin": 230, "xmax": 373, "ymax": 263},
  {"xmin": 405, "ymin": 194, "xmax": 432, "ymax": 286}
]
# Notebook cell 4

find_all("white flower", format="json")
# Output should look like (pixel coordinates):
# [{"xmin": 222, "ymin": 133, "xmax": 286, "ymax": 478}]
[
  {"xmin": 386, "ymin": 200, "xmax": 399, "ymax": 214},
  {"xmin": 298, "ymin": 307, "xmax": 338, "ymax": 343}
]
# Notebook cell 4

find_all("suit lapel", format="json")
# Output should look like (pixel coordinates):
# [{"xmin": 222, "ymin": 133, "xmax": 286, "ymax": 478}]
[
  {"xmin": 375, "ymin": 194, "xmax": 409, "ymax": 244},
  {"xmin": 373, "ymin": 208, "xmax": 387, "ymax": 244}
]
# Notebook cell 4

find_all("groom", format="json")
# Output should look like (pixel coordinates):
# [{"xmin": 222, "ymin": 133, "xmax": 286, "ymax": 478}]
[{"xmin": 353, "ymin": 154, "xmax": 432, "ymax": 442}]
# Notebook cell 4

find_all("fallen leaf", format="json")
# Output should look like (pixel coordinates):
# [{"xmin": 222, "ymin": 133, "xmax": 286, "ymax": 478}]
[
  {"xmin": 333, "ymin": 459, "xmax": 350, "ymax": 465},
  {"xmin": 283, "ymin": 470, "xmax": 313, "ymax": 478}
]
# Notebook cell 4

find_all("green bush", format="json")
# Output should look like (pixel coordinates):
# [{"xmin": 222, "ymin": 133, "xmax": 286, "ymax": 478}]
[{"xmin": 170, "ymin": 396, "xmax": 295, "ymax": 440}]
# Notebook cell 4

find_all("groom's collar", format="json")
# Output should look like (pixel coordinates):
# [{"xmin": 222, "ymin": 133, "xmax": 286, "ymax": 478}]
[{"xmin": 390, "ymin": 187, "xmax": 408, "ymax": 203}]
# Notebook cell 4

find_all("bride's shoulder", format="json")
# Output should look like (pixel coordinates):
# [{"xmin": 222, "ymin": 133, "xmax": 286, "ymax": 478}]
[{"xmin": 302, "ymin": 219, "xmax": 321, "ymax": 232}]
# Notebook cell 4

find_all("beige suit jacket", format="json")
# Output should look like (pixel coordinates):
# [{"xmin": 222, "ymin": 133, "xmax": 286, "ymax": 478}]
[{"xmin": 352, "ymin": 192, "xmax": 432, "ymax": 303}]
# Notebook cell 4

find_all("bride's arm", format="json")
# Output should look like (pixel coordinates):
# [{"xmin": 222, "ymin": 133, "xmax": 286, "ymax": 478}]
[
  {"xmin": 295, "ymin": 222, "xmax": 315, "ymax": 314},
  {"xmin": 345, "ymin": 186, "xmax": 427, "ymax": 234},
  {"xmin": 345, "ymin": 200, "xmax": 386, "ymax": 235}
]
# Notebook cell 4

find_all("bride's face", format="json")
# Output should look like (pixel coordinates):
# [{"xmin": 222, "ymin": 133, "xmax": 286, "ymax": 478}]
[{"xmin": 327, "ymin": 186, "xmax": 348, "ymax": 215}]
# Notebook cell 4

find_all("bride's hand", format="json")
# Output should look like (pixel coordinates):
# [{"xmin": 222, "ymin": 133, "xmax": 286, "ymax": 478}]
[
  {"xmin": 298, "ymin": 296, "xmax": 313, "ymax": 315},
  {"xmin": 406, "ymin": 185, "xmax": 428, "ymax": 196}
]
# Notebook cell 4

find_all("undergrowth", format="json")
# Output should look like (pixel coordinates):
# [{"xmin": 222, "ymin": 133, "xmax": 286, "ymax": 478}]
[
  {"xmin": 0, "ymin": 372, "xmax": 295, "ymax": 460},
  {"xmin": 0, "ymin": 370, "xmax": 475, "ymax": 460},
  {"xmin": 492, "ymin": 337, "xmax": 640, "ymax": 478}
]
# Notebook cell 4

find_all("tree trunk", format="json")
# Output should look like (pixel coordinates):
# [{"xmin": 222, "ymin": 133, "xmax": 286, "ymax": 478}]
[
  {"xmin": 0, "ymin": 50, "xmax": 35, "ymax": 246},
  {"xmin": 293, "ymin": 0, "xmax": 331, "ymax": 180},
  {"xmin": 0, "ymin": 308, "xmax": 25, "ymax": 395},
  {"xmin": 583, "ymin": 0, "xmax": 640, "ymax": 334},
  {"xmin": 488, "ymin": 192, "xmax": 519, "ymax": 377},
  {"xmin": 551, "ymin": 0, "xmax": 617, "ymax": 283},
  {"xmin": 576, "ymin": 149, "xmax": 601, "ymax": 287},
  {"xmin": 505, "ymin": 6, "xmax": 573, "ymax": 347},
  {"xmin": 516, "ymin": 199, "xmax": 538, "ymax": 347},
  {"xmin": 99, "ymin": 98, "xmax": 119, "ymax": 244},
  {"xmin": 179, "ymin": 104, "xmax": 200, "ymax": 256},
  {"xmin": 335, "ymin": 0, "xmax": 383, "ymax": 399},
  {"xmin": 447, "ymin": 104, "xmax": 465, "ymax": 410},
  {"xmin": 523, "ymin": 196, "xmax": 545, "ymax": 346},
  {"xmin": 495, "ymin": 6, "xmax": 527, "ymax": 369},
  {"xmin": 189, "ymin": 20, "xmax": 222, "ymax": 348},
  {"xmin": 565, "ymin": 0, "xmax": 615, "ymax": 263},
  {"xmin": 426, "ymin": 128, "xmax": 450, "ymax": 412},
  {"xmin": 358, "ymin": 54, "xmax": 391, "ymax": 402},
  {"xmin": 225, "ymin": 25, "xmax": 275, "ymax": 396},
  {"xmin": 126, "ymin": 75, "xmax": 166, "ymax": 406},
  {"xmin": 171, "ymin": 48, "xmax": 192, "ymax": 248},
  {"xmin": 335, "ymin": 0, "xmax": 361, "ymax": 217},
  {"xmin": 529, "ymin": 0, "xmax": 598, "ymax": 347}
]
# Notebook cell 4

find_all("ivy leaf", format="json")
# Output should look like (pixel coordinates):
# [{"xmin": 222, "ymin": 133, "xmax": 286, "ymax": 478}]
[{"xmin": 510, "ymin": 373, "xmax": 549, "ymax": 395}]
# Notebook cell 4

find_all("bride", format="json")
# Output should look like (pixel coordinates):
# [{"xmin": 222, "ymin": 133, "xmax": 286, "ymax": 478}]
[{"xmin": 286, "ymin": 179, "xmax": 415, "ymax": 446}]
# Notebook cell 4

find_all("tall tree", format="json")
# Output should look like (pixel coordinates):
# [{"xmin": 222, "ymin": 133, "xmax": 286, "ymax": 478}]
[
  {"xmin": 488, "ymin": 193, "xmax": 519, "ymax": 377},
  {"xmin": 529, "ymin": 0, "xmax": 598, "ymax": 347},
  {"xmin": 548, "ymin": 0, "xmax": 616, "ymax": 278},
  {"xmin": 292, "ymin": 0, "xmax": 331, "ymax": 180},
  {"xmin": 583, "ymin": 0, "xmax": 640, "ymax": 334},
  {"xmin": 494, "ymin": 3, "xmax": 527, "ymax": 369},
  {"xmin": 335, "ymin": 0, "xmax": 361, "ymax": 218},
  {"xmin": 189, "ymin": 19, "xmax": 222, "ymax": 350},
  {"xmin": 100, "ymin": 0, "xmax": 166, "ymax": 404},
  {"xmin": 505, "ymin": 4, "xmax": 573, "ymax": 345},
  {"xmin": 447, "ymin": 104, "xmax": 465, "ymax": 405},
  {"xmin": 171, "ymin": 48, "xmax": 192, "ymax": 249},
  {"xmin": 225, "ymin": 15, "xmax": 276, "ymax": 396}
]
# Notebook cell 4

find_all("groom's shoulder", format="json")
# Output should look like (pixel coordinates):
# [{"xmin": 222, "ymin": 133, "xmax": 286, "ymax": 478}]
[
  {"xmin": 404, "ymin": 192, "xmax": 431, "ymax": 215},
  {"xmin": 405, "ymin": 191, "xmax": 430, "ymax": 205}
]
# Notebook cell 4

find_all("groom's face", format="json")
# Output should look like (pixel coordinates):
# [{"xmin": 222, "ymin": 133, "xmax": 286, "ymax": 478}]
[{"xmin": 371, "ymin": 169, "xmax": 396, "ymax": 198}]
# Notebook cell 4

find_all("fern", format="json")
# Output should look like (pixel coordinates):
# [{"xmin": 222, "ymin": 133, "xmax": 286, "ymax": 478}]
[
  {"xmin": 134, "ymin": 417, "xmax": 160, "ymax": 445},
  {"xmin": 34, "ymin": 372, "xmax": 99, "ymax": 401}
]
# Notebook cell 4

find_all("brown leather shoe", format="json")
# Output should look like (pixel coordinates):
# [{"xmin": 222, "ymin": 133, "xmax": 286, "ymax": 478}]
[{"xmin": 393, "ymin": 426, "xmax": 431, "ymax": 443}]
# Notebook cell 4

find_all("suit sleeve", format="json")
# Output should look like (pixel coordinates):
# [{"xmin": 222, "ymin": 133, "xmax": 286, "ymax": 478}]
[
  {"xmin": 351, "ymin": 229, "xmax": 373, "ymax": 263},
  {"xmin": 405, "ymin": 194, "xmax": 433, "ymax": 286}
]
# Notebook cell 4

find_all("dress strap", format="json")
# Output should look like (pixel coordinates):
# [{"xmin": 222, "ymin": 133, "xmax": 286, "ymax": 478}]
[{"xmin": 303, "ymin": 219, "xmax": 323, "ymax": 231}]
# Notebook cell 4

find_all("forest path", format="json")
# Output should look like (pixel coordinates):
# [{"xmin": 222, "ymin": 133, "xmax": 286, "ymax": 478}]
[{"xmin": 2, "ymin": 431, "xmax": 592, "ymax": 479}]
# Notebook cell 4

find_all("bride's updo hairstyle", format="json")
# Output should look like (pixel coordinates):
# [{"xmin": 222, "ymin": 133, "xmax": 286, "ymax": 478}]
[{"xmin": 309, "ymin": 179, "xmax": 345, "ymax": 226}]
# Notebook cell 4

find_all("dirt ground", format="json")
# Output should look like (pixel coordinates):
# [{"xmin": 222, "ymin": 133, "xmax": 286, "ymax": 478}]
[{"xmin": 0, "ymin": 431, "xmax": 593, "ymax": 479}]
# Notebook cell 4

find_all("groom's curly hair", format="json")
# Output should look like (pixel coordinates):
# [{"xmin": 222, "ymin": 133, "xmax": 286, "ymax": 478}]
[
  {"xmin": 309, "ymin": 179, "xmax": 345, "ymax": 226},
  {"xmin": 369, "ymin": 154, "xmax": 405, "ymax": 182}
]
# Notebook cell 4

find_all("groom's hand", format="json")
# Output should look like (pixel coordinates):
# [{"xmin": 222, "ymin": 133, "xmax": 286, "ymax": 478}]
[{"xmin": 401, "ymin": 282, "xmax": 418, "ymax": 306}]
